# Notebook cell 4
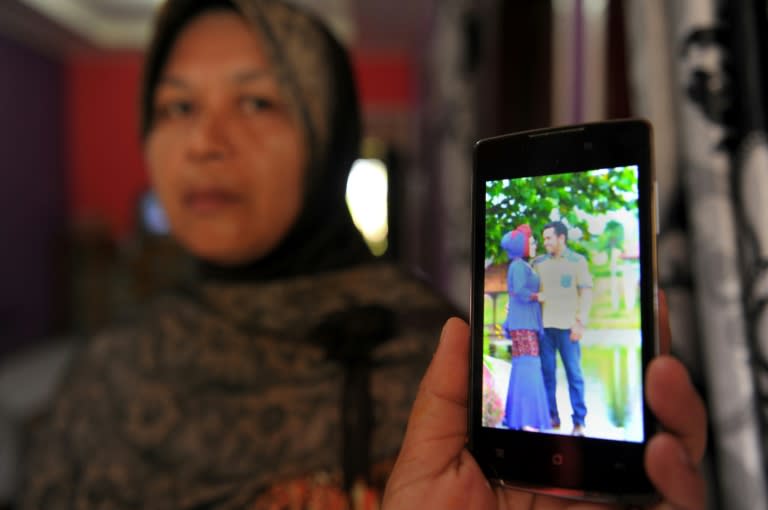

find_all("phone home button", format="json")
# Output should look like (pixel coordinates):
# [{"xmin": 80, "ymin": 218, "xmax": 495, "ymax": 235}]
[{"xmin": 552, "ymin": 453, "xmax": 564, "ymax": 466}]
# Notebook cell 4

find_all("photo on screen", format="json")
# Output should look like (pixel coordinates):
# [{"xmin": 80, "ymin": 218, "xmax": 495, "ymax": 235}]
[{"xmin": 481, "ymin": 165, "xmax": 644, "ymax": 443}]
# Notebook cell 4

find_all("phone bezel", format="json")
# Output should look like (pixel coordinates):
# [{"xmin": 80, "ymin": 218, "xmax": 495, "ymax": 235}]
[{"xmin": 467, "ymin": 119, "xmax": 658, "ymax": 502}]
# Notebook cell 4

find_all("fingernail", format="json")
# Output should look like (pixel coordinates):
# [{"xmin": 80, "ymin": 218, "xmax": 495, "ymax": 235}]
[
  {"xmin": 438, "ymin": 320, "xmax": 451, "ymax": 345},
  {"xmin": 432, "ymin": 322, "xmax": 448, "ymax": 358}
]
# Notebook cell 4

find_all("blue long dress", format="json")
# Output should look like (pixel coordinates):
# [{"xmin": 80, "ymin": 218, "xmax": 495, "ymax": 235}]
[{"xmin": 501, "ymin": 239, "xmax": 551, "ymax": 431}]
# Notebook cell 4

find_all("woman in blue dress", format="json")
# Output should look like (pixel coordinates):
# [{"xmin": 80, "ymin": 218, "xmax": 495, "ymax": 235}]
[{"xmin": 501, "ymin": 224, "xmax": 551, "ymax": 431}]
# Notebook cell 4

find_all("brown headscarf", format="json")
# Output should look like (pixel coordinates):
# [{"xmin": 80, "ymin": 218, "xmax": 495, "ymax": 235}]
[{"xmin": 140, "ymin": 0, "xmax": 373, "ymax": 281}]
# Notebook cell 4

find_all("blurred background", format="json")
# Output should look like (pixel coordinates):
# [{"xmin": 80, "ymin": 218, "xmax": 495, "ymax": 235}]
[{"xmin": 0, "ymin": 1, "xmax": 767, "ymax": 509}]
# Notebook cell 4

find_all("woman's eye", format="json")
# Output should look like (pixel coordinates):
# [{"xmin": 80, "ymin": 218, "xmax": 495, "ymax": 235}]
[
  {"xmin": 155, "ymin": 100, "xmax": 195, "ymax": 120},
  {"xmin": 240, "ymin": 96, "xmax": 274, "ymax": 113}
]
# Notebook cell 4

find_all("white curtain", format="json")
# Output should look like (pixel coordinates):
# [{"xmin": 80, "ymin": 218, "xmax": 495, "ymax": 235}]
[{"xmin": 625, "ymin": 1, "xmax": 768, "ymax": 508}]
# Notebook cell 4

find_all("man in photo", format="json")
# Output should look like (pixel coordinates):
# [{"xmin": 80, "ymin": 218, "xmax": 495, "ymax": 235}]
[{"xmin": 533, "ymin": 220, "xmax": 592, "ymax": 436}]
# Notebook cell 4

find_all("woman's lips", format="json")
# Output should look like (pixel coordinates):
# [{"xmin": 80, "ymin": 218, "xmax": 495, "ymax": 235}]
[{"xmin": 183, "ymin": 189, "xmax": 241, "ymax": 214}]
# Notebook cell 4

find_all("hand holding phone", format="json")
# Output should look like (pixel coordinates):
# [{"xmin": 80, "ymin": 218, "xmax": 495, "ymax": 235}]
[
  {"xmin": 381, "ymin": 120, "xmax": 706, "ymax": 510},
  {"xmin": 468, "ymin": 119, "xmax": 662, "ymax": 503},
  {"xmin": 381, "ymin": 311, "xmax": 707, "ymax": 510}
]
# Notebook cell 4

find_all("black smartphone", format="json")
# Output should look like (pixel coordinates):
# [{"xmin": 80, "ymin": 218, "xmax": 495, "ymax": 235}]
[{"xmin": 468, "ymin": 119, "xmax": 659, "ymax": 503}]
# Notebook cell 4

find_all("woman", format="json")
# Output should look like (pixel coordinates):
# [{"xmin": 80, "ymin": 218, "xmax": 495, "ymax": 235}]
[
  {"xmin": 499, "ymin": 225, "xmax": 550, "ymax": 431},
  {"xmin": 18, "ymin": 1, "xmax": 456, "ymax": 508}
]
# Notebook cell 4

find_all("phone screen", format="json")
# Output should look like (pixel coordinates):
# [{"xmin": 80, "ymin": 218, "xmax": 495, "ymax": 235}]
[
  {"xmin": 468, "ymin": 120, "xmax": 658, "ymax": 501},
  {"xmin": 481, "ymin": 165, "xmax": 644, "ymax": 443}
]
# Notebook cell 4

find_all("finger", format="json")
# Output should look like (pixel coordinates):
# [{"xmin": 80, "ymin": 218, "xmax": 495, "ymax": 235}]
[
  {"xmin": 385, "ymin": 317, "xmax": 495, "ymax": 510},
  {"xmin": 646, "ymin": 355, "xmax": 707, "ymax": 463},
  {"xmin": 418, "ymin": 317, "xmax": 470, "ymax": 412},
  {"xmin": 658, "ymin": 289, "xmax": 671, "ymax": 355},
  {"xmin": 645, "ymin": 432, "xmax": 706, "ymax": 510},
  {"xmin": 397, "ymin": 318, "xmax": 471, "ymax": 466}
]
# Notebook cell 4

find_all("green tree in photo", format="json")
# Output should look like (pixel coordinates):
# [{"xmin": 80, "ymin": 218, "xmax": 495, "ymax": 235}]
[
  {"xmin": 485, "ymin": 167, "xmax": 638, "ymax": 266},
  {"xmin": 595, "ymin": 219, "xmax": 626, "ymax": 311},
  {"xmin": 594, "ymin": 219, "xmax": 625, "ymax": 255}
]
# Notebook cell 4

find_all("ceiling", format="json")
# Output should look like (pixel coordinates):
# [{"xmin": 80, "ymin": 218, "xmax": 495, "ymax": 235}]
[{"xmin": 0, "ymin": 0, "xmax": 435, "ymax": 55}]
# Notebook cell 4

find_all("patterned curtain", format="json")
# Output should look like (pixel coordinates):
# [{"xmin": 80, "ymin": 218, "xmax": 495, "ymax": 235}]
[{"xmin": 624, "ymin": 1, "xmax": 768, "ymax": 508}]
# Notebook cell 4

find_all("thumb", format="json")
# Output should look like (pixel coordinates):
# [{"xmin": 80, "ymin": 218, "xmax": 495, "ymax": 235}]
[
  {"xmin": 396, "ymin": 317, "xmax": 471, "ymax": 469},
  {"xmin": 384, "ymin": 319, "xmax": 495, "ymax": 510}
]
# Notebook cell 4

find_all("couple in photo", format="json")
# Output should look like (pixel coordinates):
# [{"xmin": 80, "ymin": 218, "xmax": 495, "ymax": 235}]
[{"xmin": 500, "ymin": 221, "xmax": 592, "ymax": 436}]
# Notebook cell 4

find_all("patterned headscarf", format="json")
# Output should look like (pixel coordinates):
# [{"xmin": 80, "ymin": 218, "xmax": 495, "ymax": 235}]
[{"xmin": 140, "ymin": 0, "xmax": 372, "ymax": 280}]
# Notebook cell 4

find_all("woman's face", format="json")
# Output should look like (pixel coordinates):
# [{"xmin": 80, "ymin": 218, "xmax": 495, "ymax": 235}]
[
  {"xmin": 528, "ymin": 235, "xmax": 537, "ymax": 258},
  {"xmin": 145, "ymin": 10, "xmax": 307, "ymax": 265}
]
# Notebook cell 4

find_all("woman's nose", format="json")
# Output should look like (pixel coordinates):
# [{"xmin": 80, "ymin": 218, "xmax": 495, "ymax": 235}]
[{"xmin": 187, "ymin": 109, "xmax": 233, "ymax": 161}]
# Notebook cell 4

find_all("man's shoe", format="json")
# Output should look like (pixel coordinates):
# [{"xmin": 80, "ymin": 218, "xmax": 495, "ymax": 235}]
[
  {"xmin": 551, "ymin": 419, "xmax": 561, "ymax": 430},
  {"xmin": 571, "ymin": 424, "xmax": 585, "ymax": 436}
]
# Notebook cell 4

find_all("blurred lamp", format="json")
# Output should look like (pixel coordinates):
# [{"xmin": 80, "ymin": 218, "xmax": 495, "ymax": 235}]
[{"xmin": 346, "ymin": 158, "xmax": 388, "ymax": 256}]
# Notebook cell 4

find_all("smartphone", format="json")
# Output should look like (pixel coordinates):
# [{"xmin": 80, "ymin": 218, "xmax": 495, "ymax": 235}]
[{"xmin": 468, "ymin": 119, "xmax": 659, "ymax": 503}]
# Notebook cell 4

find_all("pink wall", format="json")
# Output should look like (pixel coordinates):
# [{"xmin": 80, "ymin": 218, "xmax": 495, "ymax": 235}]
[
  {"xmin": 66, "ymin": 51, "xmax": 413, "ymax": 241},
  {"xmin": 66, "ymin": 53, "xmax": 148, "ymax": 239},
  {"xmin": 354, "ymin": 51, "xmax": 413, "ymax": 107}
]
